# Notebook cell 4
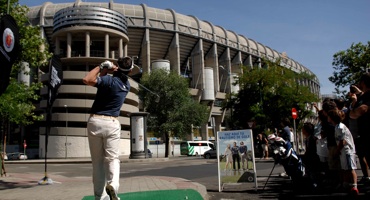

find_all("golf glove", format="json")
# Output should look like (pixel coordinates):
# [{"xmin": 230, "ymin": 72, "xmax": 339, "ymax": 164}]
[{"xmin": 100, "ymin": 60, "xmax": 113, "ymax": 69}]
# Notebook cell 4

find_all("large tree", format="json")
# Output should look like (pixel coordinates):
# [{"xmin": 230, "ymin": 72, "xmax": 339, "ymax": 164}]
[
  {"xmin": 329, "ymin": 41, "xmax": 370, "ymax": 96},
  {"xmin": 226, "ymin": 59, "xmax": 319, "ymax": 133},
  {"xmin": 140, "ymin": 69, "xmax": 209, "ymax": 157},
  {"xmin": 0, "ymin": 1, "xmax": 51, "ymax": 141}
]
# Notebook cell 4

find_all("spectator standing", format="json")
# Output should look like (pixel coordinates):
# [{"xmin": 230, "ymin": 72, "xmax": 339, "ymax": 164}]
[
  {"xmin": 347, "ymin": 84, "xmax": 369, "ymax": 183},
  {"xmin": 321, "ymin": 100, "xmax": 341, "ymax": 188},
  {"xmin": 302, "ymin": 122, "xmax": 321, "ymax": 189},
  {"xmin": 261, "ymin": 134, "xmax": 269, "ymax": 159},
  {"xmin": 315, "ymin": 110, "xmax": 329, "ymax": 176},
  {"xmin": 231, "ymin": 142, "xmax": 240, "ymax": 171},
  {"xmin": 328, "ymin": 109, "xmax": 359, "ymax": 195},
  {"xmin": 349, "ymin": 73, "xmax": 370, "ymax": 184},
  {"xmin": 280, "ymin": 118, "xmax": 292, "ymax": 143},
  {"xmin": 83, "ymin": 57, "xmax": 132, "ymax": 200},
  {"xmin": 256, "ymin": 133, "xmax": 267, "ymax": 159},
  {"xmin": 290, "ymin": 128, "xmax": 295, "ymax": 151},
  {"xmin": 278, "ymin": 118, "xmax": 292, "ymax": 177}
]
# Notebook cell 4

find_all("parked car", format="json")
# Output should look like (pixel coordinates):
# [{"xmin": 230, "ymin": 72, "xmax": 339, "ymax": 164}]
[
  {"xmin": 1, "ymin": 153, "xmax": 7, "ymax": 160},
  {"xmin": 6, "ymin": 152, "xmax": 27, "ymax": 160},
  {"xmin": 203, "ymin": 148, "xmax": 217, "ymax": 159}
]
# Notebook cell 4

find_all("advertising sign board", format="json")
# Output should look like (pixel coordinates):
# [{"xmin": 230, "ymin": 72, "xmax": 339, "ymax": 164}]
[{"xmin": 217, "ymin": 129, "xmax": 257, "ymax": 192}]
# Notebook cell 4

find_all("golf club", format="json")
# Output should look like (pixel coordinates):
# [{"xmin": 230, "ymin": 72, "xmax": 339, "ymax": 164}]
[{"xmin": 124, "ymin": 65, "xmax": 160, "ymax": 103}]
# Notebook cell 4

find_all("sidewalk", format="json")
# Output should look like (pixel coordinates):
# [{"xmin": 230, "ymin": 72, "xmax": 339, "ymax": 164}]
[
  {"xmin": 2, "ymin": 157, "xmax": 370, "ymax": 200},
  {"xmin": 0, "ymin": 157, "xmax": 208, "ymax": 200}
]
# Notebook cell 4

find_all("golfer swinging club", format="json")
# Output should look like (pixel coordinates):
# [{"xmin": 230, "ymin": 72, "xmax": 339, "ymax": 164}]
[{"xmin": 83, "ymin": 57, "xmax": 133, "ymax": 200}]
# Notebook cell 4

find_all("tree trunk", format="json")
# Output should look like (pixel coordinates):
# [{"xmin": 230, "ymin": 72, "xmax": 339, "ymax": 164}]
[{"xmin": 164, "ymin": 132, "xmax": 169, "ymax": 157}]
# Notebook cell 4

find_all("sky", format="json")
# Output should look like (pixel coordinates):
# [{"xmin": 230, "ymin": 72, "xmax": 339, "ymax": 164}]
[{"xmin": 19, "ymin": 0, "xmax": 370, "ymax": 95}]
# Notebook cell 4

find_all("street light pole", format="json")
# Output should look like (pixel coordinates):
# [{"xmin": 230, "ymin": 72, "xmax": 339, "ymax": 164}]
[{"xmin": 64, "ymin": 105, "xmax": 68, "ymax": 159}]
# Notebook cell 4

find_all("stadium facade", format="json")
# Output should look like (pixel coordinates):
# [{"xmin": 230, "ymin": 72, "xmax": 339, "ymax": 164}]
[{"xmin": 24, "ymin": 0, "xmax": 320, "ymax": 158}]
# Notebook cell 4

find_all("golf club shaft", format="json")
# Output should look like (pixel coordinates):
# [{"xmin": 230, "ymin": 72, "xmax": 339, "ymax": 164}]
[{"xmin": 124, "ymin": 74, "xmax": 160, "ymax": 99}]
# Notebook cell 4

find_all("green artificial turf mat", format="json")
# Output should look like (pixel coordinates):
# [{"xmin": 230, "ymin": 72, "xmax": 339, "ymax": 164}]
[{"xmin": 82, "ymin": 189, "xmax": 203, "ymax": 200}]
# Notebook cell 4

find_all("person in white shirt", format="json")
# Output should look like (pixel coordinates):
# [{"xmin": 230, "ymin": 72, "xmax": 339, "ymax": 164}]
[
  {"xmin": 327, "ymin": 109, "xmax": 358, "ymax": 195},
  {"xmin": 290, "ymin": 128, "xmax": 295, "ymax": 151}
]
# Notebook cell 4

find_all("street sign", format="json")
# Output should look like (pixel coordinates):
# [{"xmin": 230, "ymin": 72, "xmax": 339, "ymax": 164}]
[
  {"xmin": 292, "ymin": 108, "xmax": 297, "ymax": 119},
  {"xmin": 155, "ymin": 140, "xmax": 160, "ymax": 145}
]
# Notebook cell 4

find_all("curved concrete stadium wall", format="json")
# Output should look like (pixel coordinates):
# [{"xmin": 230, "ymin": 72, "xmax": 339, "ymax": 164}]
[{"xmin": 26, "ymin": 1, "xmax": 320, "ymax": 158}]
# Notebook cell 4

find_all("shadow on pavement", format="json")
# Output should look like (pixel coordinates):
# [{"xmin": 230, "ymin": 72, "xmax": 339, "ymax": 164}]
[{"xmin": 208, "ymin": 175, "xmax": 370, "ymax": 200}]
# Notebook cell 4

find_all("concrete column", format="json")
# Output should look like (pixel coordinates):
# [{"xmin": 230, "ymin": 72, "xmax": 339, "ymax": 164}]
[
  {"xmin": 119, "ymin": 38, "xmax": 123, "ymax": 58},
  {"xmin": 232, "ymin": 51, "xmax": 243, "ymax": 74},
  {"xmin": 244, "ymin": 54, "xmax": 253, "ymax": 69},
  {"xmin": 168, "ymin": 33, "xmax": 180, "ymax": 74},
  {"xmin": 85, "ymin": 32, "xmax": 90, "ymax": 57},
  {"xmin": 257, "ymin": 57, "xmax": 262, "ymax": 68},
  {"xmin": 67, "ymin": 33, "xmax": 71, "ymax": 58},
  {"xmin": 105, "ymin": 33, "xmax": 109, "ymax": 58},
  {"xmin": 111, "ymin": 51, "xmax": 115, "ymax": 59},
  {"xmin": 201, "ymin": 123, "xmax": 208, "ymax": 142},
  {"xmin": 205, "ymin": 44, "xmax": 218, "ymax": 92},
  {"xmin": 220, "ymin": 47, "xmax": 231, "ymax": 93},
  {"xmin": 141, "ymin": 28, "xmax": 150, "ymax": 74},
  {"xmin": 123, "ymin": 43, "xmax": 128, "ymax": 57},
  {"xmin": 214, "ymin": 116, "xmax": 223, "ymax": 139},
  {"xmin": 228, "ymin": 51, "xmax": 242, "ymax": 94},
  {"xmin": 191, "ymin": 39, "xmax": 204, "ymax": 90}
]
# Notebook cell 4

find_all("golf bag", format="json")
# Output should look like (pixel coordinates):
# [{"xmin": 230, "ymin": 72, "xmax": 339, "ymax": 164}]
[{"xmin": 268, "ymin": 136, "xmax": 305, "ymax": 182}]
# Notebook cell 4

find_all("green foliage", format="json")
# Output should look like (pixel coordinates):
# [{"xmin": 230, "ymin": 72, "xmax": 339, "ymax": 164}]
[
  {"xmin": 329, "ymin": 41, "xmax": 370, "ymax": 95},
  {"xmin": 227, "ymin": 59, "xmax": 319, "ymax": 132},
  {"xmin": 0, "ymin": 1, "xmax": 50, "ymax": 126},
  {"xmin": 0, "ymin": 79, "xmax": 43, "ymax": 125},
  {"xmin": 2, "ymin": 2, "xmax": 52, "ymax": 75},
  {"xmin": 140, "ymin": 69, "xmax": 209, "ymax": 140}
]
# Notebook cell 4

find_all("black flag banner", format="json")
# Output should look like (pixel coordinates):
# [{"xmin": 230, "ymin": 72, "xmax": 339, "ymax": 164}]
[
  {"xmin": 0, "ymin": 14, "xmax": 20, "ymax": 96},
  {"xmin": 47, "ymin": 55, "xmax": 63, "ymax": 106}
]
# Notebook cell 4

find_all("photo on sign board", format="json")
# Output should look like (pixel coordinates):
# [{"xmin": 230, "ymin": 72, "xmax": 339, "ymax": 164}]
[{"xmin": 217, "ymin": 130, "xmax": 257, "ymax": 192}]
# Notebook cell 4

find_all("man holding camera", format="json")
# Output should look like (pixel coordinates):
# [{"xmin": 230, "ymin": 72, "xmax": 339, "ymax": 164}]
[
  {"xmin": 83, "ymin": 57, "xmax": 133, "ymax": 200},
  {"xmin": 349, "ymin": 73, "xmax": 370, "ymax": 184}
]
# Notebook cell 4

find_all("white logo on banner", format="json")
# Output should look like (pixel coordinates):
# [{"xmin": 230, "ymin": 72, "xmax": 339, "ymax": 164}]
[
  {"xmin": 3, "ymin": 28, "xmax": 14, "ymax": 52},
  {"xmin": 50, "ymin": 66, "xmax": 61, "ymax": 88}
]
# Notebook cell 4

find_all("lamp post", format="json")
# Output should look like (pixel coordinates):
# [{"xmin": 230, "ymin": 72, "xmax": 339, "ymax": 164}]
[{"xmin": 64, "ymin": 105, "xmax": 68, "ymax": 159}]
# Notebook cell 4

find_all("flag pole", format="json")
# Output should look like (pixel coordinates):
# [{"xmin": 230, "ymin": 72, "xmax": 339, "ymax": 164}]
[
  {"xmin": 7, "ymin": 0, "xmax": 10, "ymax": 14},
  {"xmin": 38, "ymin": 61, "xmax": 54, "ymax": 185},
  {"xmin": 38, "ymin": 100, "xmax": 53, "ymax": 185}
]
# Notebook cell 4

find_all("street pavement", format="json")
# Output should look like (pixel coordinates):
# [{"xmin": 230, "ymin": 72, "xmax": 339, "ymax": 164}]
[
  {"xmin": 1, "ymin": 156, "xmax": 370, "ymax": 200},
  {"xmin": 1, "ymin": 156, "xmax": 207, "ymax": 200}
]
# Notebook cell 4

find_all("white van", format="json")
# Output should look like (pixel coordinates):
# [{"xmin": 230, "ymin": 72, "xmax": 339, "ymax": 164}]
[{"xmin": 180, "ymin": 141, "xmax": 215, "ymax": 156}]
